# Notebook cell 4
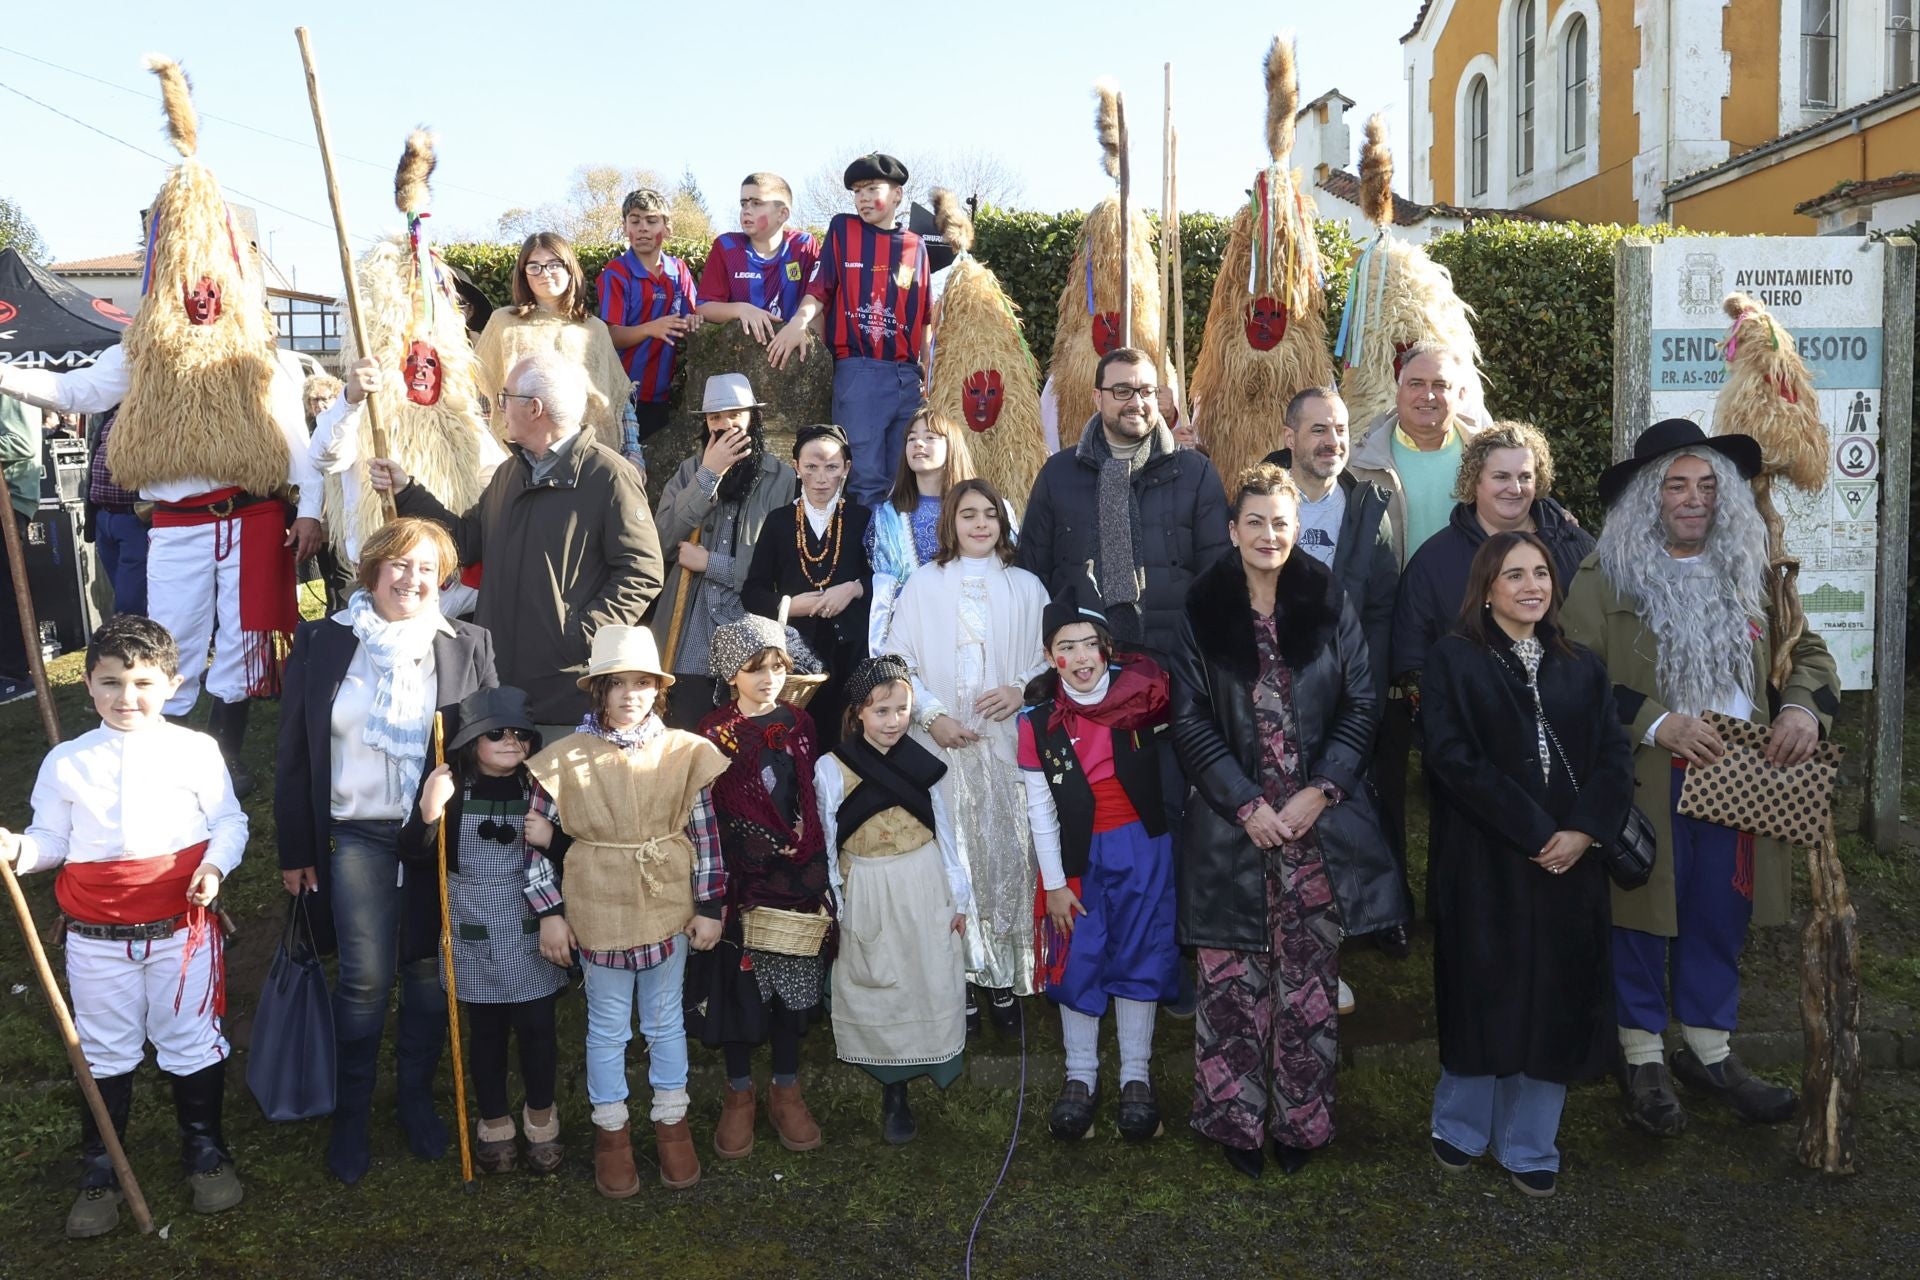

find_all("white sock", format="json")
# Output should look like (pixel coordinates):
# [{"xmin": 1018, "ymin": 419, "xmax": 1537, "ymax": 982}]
[
  {"xmin": 649, "ymin": 1086, "xmax": 691, "ymax": 1125},
  {"xmin": 1115, "ymin": 998, "xmax": 1156, "ymax": 1086},
  {"xmin": 1060, "ymin": 1006, "xmax": 1100, "ymax": 1090},
  {"xmin": 1681, "ymin": 1024, "xmax": 1732, "ymax": 1067},
  {"xmin": 1618, "ymin": 1026, "xmax": 1666, "ymax": 1067},
  {"xmin": 590, "ymin": 1100, "xmax": 629, "ymax": 1131}
]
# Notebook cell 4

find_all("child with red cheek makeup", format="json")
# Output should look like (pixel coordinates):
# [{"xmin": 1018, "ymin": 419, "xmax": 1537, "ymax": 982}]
[{"xmin": 696, "ymin": 173, "xmax": 819, "ymax": 346}]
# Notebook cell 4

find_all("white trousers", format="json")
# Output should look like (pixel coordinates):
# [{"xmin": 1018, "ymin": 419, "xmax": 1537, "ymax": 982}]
[
  {"xmin": 66, "ymin": 929, "xmax": 228, "ymax": 1077},
  {"xmin": 146, "ymin": 521, "xmax": 248, "ymax": 714}
]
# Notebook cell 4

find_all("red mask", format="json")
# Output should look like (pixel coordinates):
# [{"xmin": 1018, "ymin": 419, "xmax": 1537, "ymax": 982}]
[
  {"xmin": 183, "ymin": 276, "xmax": 223, "ymax": 325},
  {"xmin": 1091, "ymin": 312, "xmax": 1122, "ymax": 357},
  {"xmin": 961, "ymin": 369, "xmax": 1003, "ymax": 431},
  {"xmin": 1391, "ymin": 341, "xmax": 1415, "ymax": 380},
  {"xmin": 403, "ymin": 341, "xmax": 443, "ymax": 406},
  {"xmin": 1245, "ymin": 297, "xmax": 1288, "ymax": 351}
]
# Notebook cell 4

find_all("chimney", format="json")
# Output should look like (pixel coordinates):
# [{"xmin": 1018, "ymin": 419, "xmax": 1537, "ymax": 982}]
[{"xmin": 1294, "ymin": 89, "xmax": 1354, "ymax": 183}]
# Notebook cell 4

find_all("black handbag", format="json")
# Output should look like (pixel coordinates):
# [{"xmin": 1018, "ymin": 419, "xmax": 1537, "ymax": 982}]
[
  {"xmin": 246, "ymin": 895, "xmax": 337, "ymax": 1122},
  {"xmin": 1540, "ymin": 706, "xmax": 1656, "ymax": 891}
]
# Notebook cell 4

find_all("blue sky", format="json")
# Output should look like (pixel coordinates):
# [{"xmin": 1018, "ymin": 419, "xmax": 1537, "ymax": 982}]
[{"xmin": 2, "ymin": 0, "xmax": 1414, "ymax": 294}]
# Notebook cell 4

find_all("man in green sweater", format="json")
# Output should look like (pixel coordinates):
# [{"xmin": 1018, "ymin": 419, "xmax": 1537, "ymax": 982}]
[{"xmin": 0, "ymin": 397, "xmax": 45, "ymax": 703}]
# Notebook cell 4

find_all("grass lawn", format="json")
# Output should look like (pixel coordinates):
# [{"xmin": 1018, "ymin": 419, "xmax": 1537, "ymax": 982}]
[{"xmin": 1, "ymin": 631, "xmax": 1917, "ymax": 1278}]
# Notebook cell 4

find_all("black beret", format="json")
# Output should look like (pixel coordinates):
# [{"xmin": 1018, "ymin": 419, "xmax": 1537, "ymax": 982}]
[
  {"xmin": 843, "ymin": 152, "xmax": 909, "ymax": 189},
  {"xmin": 792, "ymin": 422, "xmax": 850, "ymax": 458}
]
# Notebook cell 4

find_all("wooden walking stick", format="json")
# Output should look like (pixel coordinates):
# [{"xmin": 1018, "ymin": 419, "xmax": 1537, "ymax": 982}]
[
  {"xmin": 1116, "ymin": 87, "xmax": 1133, "ymax": 349},
  {"xmin": 1, "ymin": 856, "xmax": 154, "ymax": 1232},
  {"xmin": 431, "ymin": 712, "xmax": 476, "ymax": 1190},
  {"xmin": 294, "ymin": 26, "xmax": 397, "ymax": 523},
  {"xmin": 1169, "ymin": 126, "xmax": 1188, "ymax": 411},
  {"xmin": 0, "ymin": 507, "xmax": 61, "ymax": 746},
  {"xmin": 1160, "ymin": 63, "xmax": 1174, "ymax": 363},
  {"xmin": 662, "ymin": 528, "xmax": 702, "ymax": 673}
]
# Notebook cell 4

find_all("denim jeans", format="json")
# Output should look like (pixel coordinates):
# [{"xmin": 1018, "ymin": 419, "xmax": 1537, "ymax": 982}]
[
  {"xmin": 94, "ymin": 509, "xmax": 149, "ymax": 616},
  {"xmin": 1431, "ymin": 1068, "xmax": 1567, "ymax": 1173},
  {"xmin": 582, "ymin": 944, "xmax": 690, "ymax": 1107},
  {"xmin": 831, "ymin": 355, "xmax": 923, "ymax": 506},
  {"xmin": 329, "ymin": 819, "xmax": 443, "ymax": 1045}
]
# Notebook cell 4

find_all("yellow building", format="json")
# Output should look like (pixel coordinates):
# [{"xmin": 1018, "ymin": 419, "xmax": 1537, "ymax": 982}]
[{"xmin": 1401, "ymin": 0, "xmax": 1920, "ymax": 233}]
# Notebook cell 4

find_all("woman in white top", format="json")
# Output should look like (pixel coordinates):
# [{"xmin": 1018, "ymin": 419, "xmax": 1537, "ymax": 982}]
[{"xmin": 886, "ymin": 479, "xmax": 1049, "ymax": 1025}]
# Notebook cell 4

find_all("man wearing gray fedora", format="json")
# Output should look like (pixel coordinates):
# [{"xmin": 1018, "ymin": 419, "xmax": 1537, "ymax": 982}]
[{"xmin": 651, "ymin": 373, "xmax": 799, "ymax": 726}]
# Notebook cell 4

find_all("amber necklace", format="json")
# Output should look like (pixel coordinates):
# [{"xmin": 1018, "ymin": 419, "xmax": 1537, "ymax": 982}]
[{"xmin": 795, "ymin": 497, "xmax": 844, "ymax": 589}]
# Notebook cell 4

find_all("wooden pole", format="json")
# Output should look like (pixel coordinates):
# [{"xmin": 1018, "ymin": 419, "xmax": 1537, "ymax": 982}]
[
  {"xmin": 663, "ymin": 527, "xmax": 702, "ymax": 673},
  {"xmin": 1160, "ymin": 64, "xmax": 1174, "ymax": 365},
  {"xmin": 1169, "ymin": 127, "xmax": 1188, "ymax": 411},
  {"xmin": 1862, "ymin": 236, "xmax": 1913, "ymax": 854},
  {"xmin": 294, "ymin": 27, "xmax": 397, "ymax": 523},
  {"xmin": 1797, "ymin": 828, "xmax": 1861, "ymax": 1174},
  {"xmin": 431, "ymin": 712, "xmax": 476, "ymax": 1190},
  {"xmin": 1117, "ymin": 89, "xmax": 1132, "ymax": 349},
  {"xmin": 1, "ymin": 506, "xmax": 60, "ymax": 746},
  {"xmin": 1, "ymin": 857, "xmax": 154, "ymax": 1232}
]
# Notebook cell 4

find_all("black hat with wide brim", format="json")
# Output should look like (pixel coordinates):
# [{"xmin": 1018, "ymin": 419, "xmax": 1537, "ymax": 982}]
[
  {"xmin": 1597, "ymin": 418, "xmax": 1764, "ymax": 509},
  {"xmin": 445, "ymin": 686, "xmax": 542, "ymax": 754}
]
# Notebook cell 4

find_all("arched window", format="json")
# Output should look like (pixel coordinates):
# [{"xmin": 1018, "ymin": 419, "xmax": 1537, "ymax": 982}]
[
  {"xmin": 1515, "ymin": 0, "xmax": 1537, "ymax": 174},
  {"xmin": 1467, "ymin": 76, "xmax": 1490, "ymax": 198},
  {"xmin": 1563, "ymin": 15, "xmax": 1589, "ymax": 153}
]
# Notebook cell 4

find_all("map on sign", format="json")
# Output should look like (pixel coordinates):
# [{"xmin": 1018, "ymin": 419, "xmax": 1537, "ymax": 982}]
[{"xmin": 1647, "ymin": 238, "xmax": 1886, "ymax": 690}]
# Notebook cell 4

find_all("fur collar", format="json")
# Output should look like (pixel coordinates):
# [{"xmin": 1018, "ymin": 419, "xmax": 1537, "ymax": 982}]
[{"xmin": 1185, "ymin": 549, "xmax": 1338, "ymax": 682}]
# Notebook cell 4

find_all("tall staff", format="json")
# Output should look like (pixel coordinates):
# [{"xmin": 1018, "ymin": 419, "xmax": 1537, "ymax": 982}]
[
  {"xmin": 1168, "ymin": 126, "xmax": 1188, "ymax": 409},
  {"xmin": 0, "ymin": 507, "xmax": 60, "ymax": 746},
  {"xmin": 1160, "ymin": 64, "xmax": 1174, "ymax": 365},
  {"xmin": 429, "ymin": 711, "xmax": 477, "ymax": 1190},
  {"xmin": 1116, "ymin": 89, "xmax": 1133, "ymax": 349},
  {"xmin": 294, "ymin": 26, "xmax": 396, "ymax": 522}
]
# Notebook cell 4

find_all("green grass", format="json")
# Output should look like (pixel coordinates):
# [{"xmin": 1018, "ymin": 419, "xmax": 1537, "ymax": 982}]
[{"xmin": 1, "ymin": 641, "xmax": 1917, "ymax": 1276}]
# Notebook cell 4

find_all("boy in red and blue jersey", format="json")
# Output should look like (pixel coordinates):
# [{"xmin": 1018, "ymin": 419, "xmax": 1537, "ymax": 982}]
[
  {"xmin": 767, "ymin": 153, "xmax": 930, "ymax": 506},
  {"xmin": 597, "ymin": 188, "xmax": 701, "ymax": 443},
  {"xmin": 696, "ymin": 172, "xmax": 818, "ymax": 345}
]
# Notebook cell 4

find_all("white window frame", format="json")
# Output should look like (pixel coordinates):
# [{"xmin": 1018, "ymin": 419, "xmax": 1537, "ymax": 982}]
[
  {"xmin": 1562, "ymin": 15, "xmax": 1590, "ymax": 153},
  {"xmin": 1468, "ymin": 76, "xmax": 1491, "ymax": 197},
  {"xmin": 1515, "ymin": 0, "xmax": 1538, "ymax": 175},
  {"xmin": 1892, "ymin": 0, "xmax": 1920, "ymax": 90},
  {"xmin": 1802, "ymin": 0, "xmax": 1840, "ymax": 108}
]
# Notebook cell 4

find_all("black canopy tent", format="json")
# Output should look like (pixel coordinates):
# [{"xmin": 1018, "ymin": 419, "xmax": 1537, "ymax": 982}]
[{"xmin": 0, "ymin": 247, "xmax": 129, "ymax": 369}]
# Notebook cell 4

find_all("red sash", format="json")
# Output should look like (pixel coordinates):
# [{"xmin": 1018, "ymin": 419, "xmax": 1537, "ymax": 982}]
[
  {"xmin": 55, "ymin": 843, "xmax": 206, "ymax": 925},
  {"xmin": 151, "ymin": 487, "xmax": 297, "ymax": 695}
]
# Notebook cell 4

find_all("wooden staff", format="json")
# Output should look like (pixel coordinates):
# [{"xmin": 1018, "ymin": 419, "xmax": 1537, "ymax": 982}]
[
  {"xmin": 662, "ymin": 527, "xmax": 702, "ymax": 673},
  {"xmin": 1169, "ymin": 126, "xmax": 1188, "ymax": 409},
  {"xmin": 1116, "ymin": 88, "xmax": 1133, "ymax": 349},
  {"xmin": 431, "ymin": 712, "xmax": 475, "ymax": 1190},
  {"xmin": 1160, "ymin": 64, "xmax": 1174, "ymax": 362},
  {"xmin": 0, "ymin": 507, "xmax": 60, "ymax": 746},
  {"xmin": 294, "ymin": 26, "xmax": 396, "ymax": 523},
  {"xmin": 1, "ymin": 856, "xmax": 153, "ymax": 1231}
]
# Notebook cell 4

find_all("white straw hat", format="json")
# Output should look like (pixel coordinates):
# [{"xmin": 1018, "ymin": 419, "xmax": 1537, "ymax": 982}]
[{"xmin": 575, "ymin": 624, "xmax": 675, "ymax": 689}]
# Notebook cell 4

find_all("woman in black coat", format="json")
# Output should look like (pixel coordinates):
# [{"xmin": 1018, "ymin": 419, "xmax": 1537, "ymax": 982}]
[
  {"xmin": 1169, "ymin": 463, "xmax": 1409, "ymax": 1179},
  {"xmin": 1419, "ymin": 531, "xmax": 1633, "ymax": 1199}
]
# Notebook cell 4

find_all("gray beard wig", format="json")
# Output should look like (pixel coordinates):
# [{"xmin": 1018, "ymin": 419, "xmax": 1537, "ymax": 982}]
[{"xmin": 1595, "ymin": 448, "xmax": 1769, "ymax": 716}]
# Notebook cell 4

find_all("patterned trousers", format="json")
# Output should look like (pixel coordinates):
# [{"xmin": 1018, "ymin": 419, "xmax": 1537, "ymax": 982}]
[{"xmin": 1191, "ymin": 842, "xmax": 1342, "ymax": 1151}]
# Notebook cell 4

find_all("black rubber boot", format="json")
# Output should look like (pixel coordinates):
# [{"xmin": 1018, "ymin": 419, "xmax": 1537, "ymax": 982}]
[
  {"xmin": 67, "ymin": 1072, "xmax": 134, "ymax": 1238},
  {"xmin": 329, "ymin": 1033, "xmax": 382, "ymax": 1185},
  {"xmin": 171, "ymin": 1061, "xmax": 243, "ymax": 1213},
  {"xmin": 986, "ymin": 988, "xmax": 1020, "ymax": 1037},
  {"xmin": 394, "ymin": 996, "xmax": 448, "ymax": 1160},
  {"xmin": 880, "ymin": 1081, "xmax": 916, "ymax": 1145},
  {"xmin": 207, "ymin": 698, "xmax": 254, "ymax": 799}
]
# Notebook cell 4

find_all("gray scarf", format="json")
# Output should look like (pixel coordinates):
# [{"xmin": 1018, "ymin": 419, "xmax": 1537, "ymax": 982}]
[{"xmin": 1077, "ymin": 413, "xmax": 1172, "ymax": 641}]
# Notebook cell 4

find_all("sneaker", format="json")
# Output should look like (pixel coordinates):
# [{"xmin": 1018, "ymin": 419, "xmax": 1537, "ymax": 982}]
[
  {"xmin": 1337, "ymin": 979, "xmax": 1356, "ymax": 1015},
  {"xmin": 1509, "ymin": 1167, "xmax": 1557, "ymax": 1197},
  {"xmin": 1670, "ymin": 1048, "xmax": 1797, "ymax": 1124},
  {"xmin": 1431, "ymin": 1135, "xmax": 1474, "ymax": 1173},
  {"xmin": 0, "ymin": 676, "xmax": 34, "ymax": 706},
  {"xmin": 190, "ymin": 1161, "xmax": 245, "ymax": 1214},
  {"xmin": 65, "ymin": 1185, "xmax": 122, "ymax": 1238},
  {"xmin": 1048, "ymin": 1079, "xmax": 1098, "ymax": 1141},
  {"xmin": 1116, "ymin": 1080, "xmax": 1162, "ymax": 1142},
  {"xmin": 1620, "ymin": 1061, "xmax": 1688, "ymax": 1138}
]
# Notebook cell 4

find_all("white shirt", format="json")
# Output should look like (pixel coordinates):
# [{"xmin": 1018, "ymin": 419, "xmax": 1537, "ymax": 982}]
[
  {"xmin": 1, "ymin": 344, "xmax": 324, "ymax": 519},
  {"xmin": 15, "ymin": 722, "xmax": 247, "ymax": 878},
  {"xmin": 1022, "ymin": 670, "xmax": 1112, "ymax": 891},
  {"xmin": 309, "ymin": 395, "xmax": 507, "ymax": 561},
  {"xmin": 814, "ymin": 753, "xmax": 972, "ymax": 915},
  {"xmin": 1295, "ymin": 483, "xmax": 1347, "ymax": 568},
  {"xmin": 802, "ymin": 493, "xmax": 840, "ymax": 540}
]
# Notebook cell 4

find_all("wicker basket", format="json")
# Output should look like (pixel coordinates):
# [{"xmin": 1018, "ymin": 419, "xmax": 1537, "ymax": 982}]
[
  {"xmin": 782, "ymin": 672, "xmax": 829, "ymax": 710},
  {"xmin": 740, "ymin": 904, "xmax": 832, "ymax": 957}
]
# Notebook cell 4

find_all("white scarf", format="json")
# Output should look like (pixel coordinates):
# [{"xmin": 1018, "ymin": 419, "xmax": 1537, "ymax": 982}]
[{"xmin": 347, "ymin": 588, "xmax": 442, "ymax": 805}]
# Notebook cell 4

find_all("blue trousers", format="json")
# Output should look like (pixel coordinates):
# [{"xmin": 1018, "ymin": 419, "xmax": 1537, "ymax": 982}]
[
  {"xmin": 1611, "ymin": 765, "xmax": 1752, "ymax": 1033},
  {"xmin": 328, "ymin": 820, "xmax": 444, "ymax": 1047},
  {"xmin": 1431, "ymin": 1069, "xmax": 1567, "ymax": 1173},
  {"xmin": 1046, "ymin": 821, "xmax": 1180, "ymax": 1017},
  {"xmin": 832, "ymin": 355, "xmax": 922, "ymax": 506},
  {"xmin": 94, "ymin": 509, "xmax": 149, "ymax": 617}
]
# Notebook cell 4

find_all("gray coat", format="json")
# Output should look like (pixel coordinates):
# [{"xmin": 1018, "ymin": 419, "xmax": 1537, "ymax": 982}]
[{"xmin": 649, "ymin": 452, "xmax": 798, "ymax": 675}]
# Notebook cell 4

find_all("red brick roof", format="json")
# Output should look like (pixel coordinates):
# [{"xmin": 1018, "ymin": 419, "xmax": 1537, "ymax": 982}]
[
  {"xmin": 48, "ymin": 252, "xmax": 143, "ymax": 274},
  {"xmin": 1794, "ymin": 170, "xmax": 1920, "ymax": 215}
]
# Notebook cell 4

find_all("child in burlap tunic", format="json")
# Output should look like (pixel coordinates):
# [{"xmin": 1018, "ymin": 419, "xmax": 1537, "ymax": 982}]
[
  {"xmin": 401, "ymin": 686, "xmax": 566, "ymax": 1176},
  {"xmin": 522, "ymin": 625, "xmax": 729, "ymax": 1197}
]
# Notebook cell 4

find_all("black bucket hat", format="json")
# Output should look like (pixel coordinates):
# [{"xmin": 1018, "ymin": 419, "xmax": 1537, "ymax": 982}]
[{"xmin": 445, "ymin": 686, "xmax": 541, "ymax": 754}]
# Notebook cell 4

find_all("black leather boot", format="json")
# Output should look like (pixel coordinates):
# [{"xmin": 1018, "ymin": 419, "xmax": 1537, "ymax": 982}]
[
  {"xmin": 206, "ymin": 698, "xmax": 254, "ymax": 798},
  {"xmin": 394, "ymin": 996, "xmax": 449, "ymax": 1159},
  {"xmin": 171, "ymin": 1061, "xmax": 243, "ymax": 1213},
  {"xmin": 1620, "ymin": 1060, "xmax": 1688, "ymax": 1137},
  {"xmin": 880, "ymin": 1081, "xmax": 916, "ymax": 1145},
  {"xmin": 67, "ymin": 1072, "xmax": 134, "ymax": 1238},
  {"xmin": 1671, "ymin": 1048, "xmax": 1797, "ymax": 1124},
  {"xmin": 329, "ymin": 1032, "xmax": 382, "ymax": 1184}
]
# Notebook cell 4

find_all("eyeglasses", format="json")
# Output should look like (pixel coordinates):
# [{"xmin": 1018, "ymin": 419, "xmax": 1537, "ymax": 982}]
[
  {"xmin": 523, "ymin": 261, "xmax": 569, "ymax": 278},
  {"xmin": 1099, "ymin": 384, "xmax": 1159, "ymax": 401},
  {"xmin": 482, "ymin": 728, "xmax": 535, "ymax": 743},
  {"xmin": 498, "ymin": 389, "xmax": 537, "ymax": 405}
]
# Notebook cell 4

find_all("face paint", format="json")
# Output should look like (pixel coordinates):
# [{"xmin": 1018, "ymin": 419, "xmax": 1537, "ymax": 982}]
[
  {"xmin": 403, "ymin": 340, "xmax": 443, "ymax": 406},
  {"xmin": 1056, "ymin": 656, "xmax": 1068, "ymax": 669},
  {"xmin": 184, "ymin": 275, "xmax": 223, "ymax": 325},
  {"xmin": 1091, "ymin": 312, "xmax": 1123, "ymax": 357},
  {"xmin": 961, "ymin": 369, "xmax": 1003, "ymax": 430},
  {"xmin": 1245, "ymin": 297, "xmax": 1288, "ymax": 351}
]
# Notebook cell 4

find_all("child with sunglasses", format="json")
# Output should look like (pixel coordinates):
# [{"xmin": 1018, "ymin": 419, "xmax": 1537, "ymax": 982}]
[{"xmin": 402, "ymin": 686, "xmax": 567, "ymax": 1176}]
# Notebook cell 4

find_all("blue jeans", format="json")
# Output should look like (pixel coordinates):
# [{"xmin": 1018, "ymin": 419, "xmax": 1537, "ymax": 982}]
[
  {"xmin": 582, "ymin": 944, "xmax": 690, "ymax": 1107},
  {"xmin": 328, "ymin": 820, "xmax": 442, "ymax": 1045},
  {"xmin": 1431, "ymin": 1068, "xmax": 1567, "ymax": 1173},
  {"xmin": 831, "ymin": 355, "xmax": 923, "ymax": 506},
  {"xmin": 94, "ymin": 509, "xmax": 149, "ymax": 616}
]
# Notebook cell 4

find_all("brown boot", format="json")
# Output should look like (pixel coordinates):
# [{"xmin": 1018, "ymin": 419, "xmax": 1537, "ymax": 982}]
[
  {"xmin": 593, "ymin": 1123, "xmax": 640, "ymax": 1199},
  {"xmin": 714, "ymin": 1086, "xmax": 756, "ymax": 1159},
  {"xmin": 768, "ymin": 1082, "xmax": 823, "ymax": 1152},
  {"xmin": 654, "ymin": 1118, "xmax": 701, "ymax": 1189}
]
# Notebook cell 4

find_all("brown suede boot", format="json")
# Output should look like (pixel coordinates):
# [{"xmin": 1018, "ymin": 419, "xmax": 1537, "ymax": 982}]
[
  {"xmin": 654, "ymin": 1118, "xmax": 701, "ymax": 1189},
  {"xmin": 768, "ymin": 1082, "xmax": 823, "ymax": 1152},
  {"xmin": 593, "ymin": 1123, "xmax": 640, "ymax": 1199},
  {"xmin": 714, "ymin": 1086, "xmax": 756, "ymax": 1159}
]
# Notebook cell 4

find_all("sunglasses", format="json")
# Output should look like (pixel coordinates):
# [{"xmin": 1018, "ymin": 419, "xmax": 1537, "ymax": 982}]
[{"xmin": 482, "ymin": 728, "xmax": 535, "ymax": 744}]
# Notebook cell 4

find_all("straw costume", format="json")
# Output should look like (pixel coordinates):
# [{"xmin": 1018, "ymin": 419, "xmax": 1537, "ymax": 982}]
[
  {"xmin": 926, "ymin": 191, "xmax": 1047, "ymax": 515},
  {"xmin": 315, "ymin": 131, "xmax": 502, "ymax": 592},
  {"xmin": 1333, "ymin": 114, "xmax": 1482, "ymax": 435},
  {"xmin": 1186, "ymin": 37, "xmax": 1335, "ymax": 485},
  {"xmin": 1046, "ymin": 81, "xmax": 1164, "ymax": 451}
]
